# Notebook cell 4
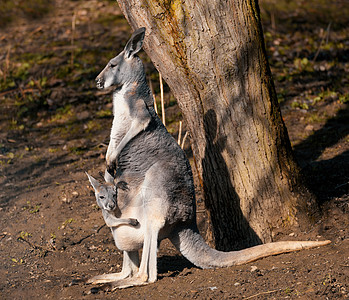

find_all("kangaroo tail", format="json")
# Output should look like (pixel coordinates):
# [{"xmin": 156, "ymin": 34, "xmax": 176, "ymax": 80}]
[{"xmin": 169, "ymin": 226, "xmax": 331, "ymax": 269}]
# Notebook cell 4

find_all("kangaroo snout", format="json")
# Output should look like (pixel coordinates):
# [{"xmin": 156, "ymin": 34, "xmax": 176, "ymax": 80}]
[
  {"xmin": 96, "ymin": 76, "xmax": 104, "ymax": 89},
  {"xmin": 105, "ymin": 201, "xmax": 116, "ymax": 211}
]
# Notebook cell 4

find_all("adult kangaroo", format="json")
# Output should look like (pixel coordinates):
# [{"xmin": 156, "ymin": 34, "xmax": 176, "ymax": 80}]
[{"xmin": 89, "ymin": 27, "xmax": 330, "ymax": 289}]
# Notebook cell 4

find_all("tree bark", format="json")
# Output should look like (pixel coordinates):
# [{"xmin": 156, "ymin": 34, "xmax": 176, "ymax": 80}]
[{"xmin": 116, "ymin": 0, "xmax": 318, "ymax": 250}]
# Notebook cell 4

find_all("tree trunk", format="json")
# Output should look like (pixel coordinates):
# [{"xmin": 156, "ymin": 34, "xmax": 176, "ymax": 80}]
[{"xmin": 116, "ymin": 0, "xmax": 318, "ymax": 250}]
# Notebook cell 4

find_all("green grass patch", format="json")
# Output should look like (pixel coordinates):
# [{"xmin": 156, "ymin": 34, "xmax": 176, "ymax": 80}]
[
  {"xmin": 291, "ymin": 100, "xmax": 309, "ymax": 110},
  {"xmin": 50, "ymin": 105, "xmax": 74, "ymax": 123},
  {"xmin": 96, "ymin": 109, "xmax": 112, "ymax": 118}
]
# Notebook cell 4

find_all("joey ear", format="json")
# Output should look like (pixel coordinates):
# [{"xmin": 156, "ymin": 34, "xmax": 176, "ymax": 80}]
[
  {"xmin": 104, "ymin": 169, "xmax": 114, "ymax": 184},
  {"xmin": 124, "ymin": 27, "xmax": 146, "ymax": 59},
  {"xmin": 86, "ymin": 172, "xmax": 100, "ymax": 192}
]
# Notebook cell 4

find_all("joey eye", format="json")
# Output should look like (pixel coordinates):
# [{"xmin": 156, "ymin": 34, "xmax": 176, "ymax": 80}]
[
  {"xmin": 99, "ymin": 196, "xmax": 105, "ymax": 199},
  {"xmin": 109, "ymin": 62, "xmax": 117, "ymax": 68}
]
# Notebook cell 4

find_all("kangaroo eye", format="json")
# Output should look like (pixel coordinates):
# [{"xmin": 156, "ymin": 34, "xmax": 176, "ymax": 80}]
[
  {"xmin": 109, "ymin": 62, "xmax": 117, "ymax": 68},
  {"xmin": 99, "ymin": 196, "xmax": 105, "ymax": 199}
]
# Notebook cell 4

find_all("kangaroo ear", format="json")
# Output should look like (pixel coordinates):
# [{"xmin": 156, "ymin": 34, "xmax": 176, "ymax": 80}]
[
  {"xmin": 124, "ymin": 27, "xmax": 146, "ymax": 59},
  {"xmin": 104, "ymin": 169, "xmax": 114, "ymax": 184},
  {"xmin": 86, "ymin": 172, "xmax": 100, "ymax": 192}
]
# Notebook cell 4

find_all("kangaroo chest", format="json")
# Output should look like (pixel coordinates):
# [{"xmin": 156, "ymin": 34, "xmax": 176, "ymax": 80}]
[{"xmin": 110, "ymin": 91, "xmax": 132, "ymax": 141}]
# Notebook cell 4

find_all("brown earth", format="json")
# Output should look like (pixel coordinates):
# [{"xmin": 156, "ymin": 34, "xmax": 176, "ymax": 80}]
[{"xmin": 0, "ymin": 0, "xmax": 348, "ymax": 299}]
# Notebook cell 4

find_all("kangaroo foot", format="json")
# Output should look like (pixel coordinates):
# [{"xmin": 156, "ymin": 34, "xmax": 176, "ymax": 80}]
[
  {"xmin": 109, "ymin": 276, "xmax": 150, "ymax": 290},
  {"xmin": 87, "ymin": 272, "xmax": 129, "ymax": 284}
]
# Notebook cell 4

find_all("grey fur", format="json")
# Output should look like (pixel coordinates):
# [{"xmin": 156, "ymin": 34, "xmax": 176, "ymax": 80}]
[
  {"xmin": 95, "ymin": 27, "xmax": 152, "ymax": 173},
  {"xmin": 88, "ymin": 28, "xmax": 331, "ymax": 289}
]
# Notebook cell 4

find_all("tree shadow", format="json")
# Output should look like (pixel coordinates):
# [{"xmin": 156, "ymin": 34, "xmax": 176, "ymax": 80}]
[
  {"xmin": 293, "ymin": 105, "xmax": 349, "ymax": 203},
  {"xmin": 201, "ymin": 109, "xmax": 262, "ymax": 251},
  {"xmin": 0, "ymin": 152, "xmax": 80, "ymax": 207},
  {"xmin": 157, "ymin": 254, "xmax": 195, "ymax": 278},
  {"xmin": 294, "ymin": 106, "xmax": 349, "ymax": 162},
  {"xmin": 0, "ymin": 111, "xmax": 109, "ymax": 208}
]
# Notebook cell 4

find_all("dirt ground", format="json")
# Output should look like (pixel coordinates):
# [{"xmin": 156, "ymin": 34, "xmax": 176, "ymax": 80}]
[{"xmin": 0, "ymin": 0, "xmax": 348, "ymax": 299}]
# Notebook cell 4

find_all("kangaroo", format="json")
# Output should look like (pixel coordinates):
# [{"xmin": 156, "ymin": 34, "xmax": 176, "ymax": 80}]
[
  {"xmin": 86, "ymin": 172, "xmax": 138, "ymax": 228},
  {"xmin": 95, "ymin": 27, "xmax": 152, "ymax": 175},
  {"xmin": 88, "ymin": 27, "xmax": 331, "ymax": 289}
]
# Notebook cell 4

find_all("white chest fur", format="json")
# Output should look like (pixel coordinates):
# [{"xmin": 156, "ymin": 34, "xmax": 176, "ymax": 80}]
[{"xmin": 110, "ymin": 87, "xmax": 132, "ymax": 140}]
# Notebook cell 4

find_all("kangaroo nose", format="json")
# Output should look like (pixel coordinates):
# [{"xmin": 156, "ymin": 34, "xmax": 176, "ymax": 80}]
[
  {"xmin": 96, "ymin": 77, "xmax": 104, "ymax": 89},
  {"xmin": 106, "ymin": 202, "xmax": 115, "ymax": 211}
]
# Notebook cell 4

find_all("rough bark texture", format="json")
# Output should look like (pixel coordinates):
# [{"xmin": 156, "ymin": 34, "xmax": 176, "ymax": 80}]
[{"xmin": 116, "ymin": 0, "xmax": 317, "ymax": 250}]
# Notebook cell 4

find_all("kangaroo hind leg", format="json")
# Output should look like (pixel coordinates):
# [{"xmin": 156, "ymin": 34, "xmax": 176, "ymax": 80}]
[
  {"xmin": 109, "ymin": 224, "xmax": 160, "ymax": 289},
  {"xmin": 88, "ymin": 250, "xmax": 139, "ymax": 284}
]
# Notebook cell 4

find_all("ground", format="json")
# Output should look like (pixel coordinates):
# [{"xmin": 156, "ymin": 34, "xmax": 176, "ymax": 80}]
[{"xmin": 0, "ymin": 0, "xmax": 348, "ymax": 299}]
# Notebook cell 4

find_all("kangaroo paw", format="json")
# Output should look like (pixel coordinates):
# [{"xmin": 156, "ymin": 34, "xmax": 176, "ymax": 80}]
[
  {"xmin": 129, "ymin": 218, "xmax": 139, "ymax": 226},
  {"xmin": 106, "ymin": 164, "xmax": 116, "ymax": 177},
  {"xmin": 116, "ymin": 181, "xmax": 129, "ymax": 191}
]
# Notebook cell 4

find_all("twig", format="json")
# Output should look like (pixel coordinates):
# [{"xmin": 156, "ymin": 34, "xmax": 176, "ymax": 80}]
[
  {"xmin": 325, "ymin": 23, "xmax": 331, "ymax": 44},
  {"xmin": 313, "ymin": 22, "xmax": 332, "ymax": 63},
  {"xmin": 3, "ymin": 45, "xmax": 11, "ymax": 82},
  {"xmin": 18, "ymin": 236, "xmax": 54, "ymax": 253},
  {"xmin": 178, "ymin": 121, "xmax": 182, "ymax": 145},
  {"xmin": 97, "ymin": 142, "xmax": 108, "ymax": 148},
  {"xmin": 335, "ymin": 182, "xmax": 348, "ymax": 189},
  {"xmin": 70, "ymin": 224, "xmax": 106, "ymax": 246},
  {"xmin": 271, "ymin": 10, "xmax": 276, "ymax": 32},
  {"xmin": 18, "ymin": 85, "xmax": 25, "ymax": 99},
  {"xmin": 181, "ymin": 131, "xmax": 189, "ymax": 149},
  {"xmin": 243, "ymin": 289, "xmax": 282, "ymax": 300},
  {"xmin": 149, "ymin": 78, "xmax": 158, "ymax": 114},
  {"xmin": 0, "ymin": 87, "xmax": 18, "ymax": 97},
  {"xmin": 29, "ymin": 26, "xmax": 43, "ymax": 36},
  {"xmin": 159, "ymin": 73, "xmax": 166, "ymax": 126},
  {"xmin": 71, "ymin": 11, "xmax": 77, "ymax": 67},
  {"xmin": 33, "ymin": 79, "xmax": 43, "ymax": 92}
]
